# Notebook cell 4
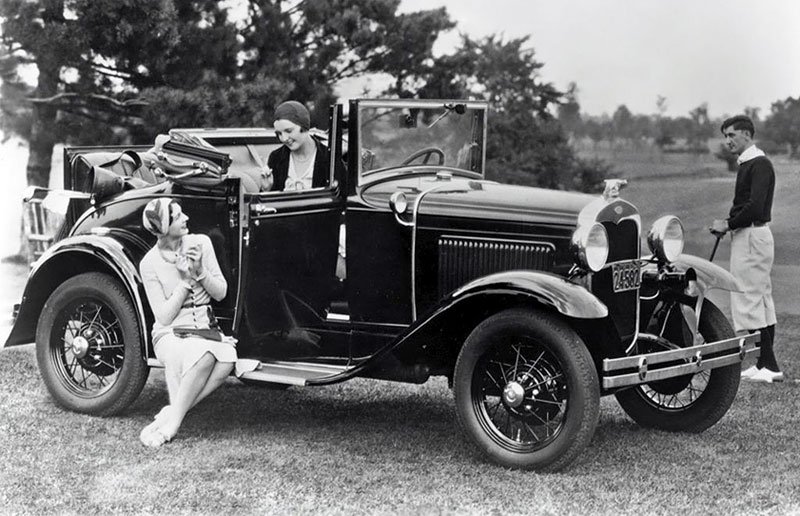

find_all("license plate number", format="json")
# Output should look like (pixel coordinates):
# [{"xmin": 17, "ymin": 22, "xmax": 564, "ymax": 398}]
[{"xmin": 612, "ymin": 261, "xmax": 641, "ymax": 292}]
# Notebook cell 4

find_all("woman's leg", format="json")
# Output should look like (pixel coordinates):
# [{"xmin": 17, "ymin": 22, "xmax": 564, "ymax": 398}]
[
  {"xmin": 189, "ymin": 361, "xmax": 234, "ymax": 408},
  {"xmin": 158, "ymin": 352, "xmax": 216, "ymax": 438}
]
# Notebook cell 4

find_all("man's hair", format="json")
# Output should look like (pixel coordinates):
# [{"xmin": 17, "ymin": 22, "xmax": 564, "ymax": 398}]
[{"xmin": 720, "ymin": 115, "xmax": 755, "ymax": 137}]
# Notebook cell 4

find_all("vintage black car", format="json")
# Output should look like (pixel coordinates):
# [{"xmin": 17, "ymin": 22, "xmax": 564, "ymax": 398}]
[{"xmin": 4, "ymin": 99, "xmax": 759, "ymax": 471}]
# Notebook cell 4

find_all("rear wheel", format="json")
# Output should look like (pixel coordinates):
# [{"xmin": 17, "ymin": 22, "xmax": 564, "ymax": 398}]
[
  {"xmin": 453, "ymin": 308, "xmax": 599, "ymax": 471},
  {"xmin": 36, "ymin": 272, "xmax": 149, "ymax": 416},
  {"xmin": 615, "ymin": 300, "xmax": 739, "ymax": 432}
]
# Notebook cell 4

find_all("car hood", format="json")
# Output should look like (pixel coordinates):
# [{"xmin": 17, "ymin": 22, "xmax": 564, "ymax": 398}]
[{"xmin": 416, "ymin": 179, "xmax": 597, "ymax": 226}]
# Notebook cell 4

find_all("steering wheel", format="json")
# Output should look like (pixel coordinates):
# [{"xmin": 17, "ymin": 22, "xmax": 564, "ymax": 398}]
[{"xmin": 401, "ymin": 147, "xmax": 445, "ymax": 166}]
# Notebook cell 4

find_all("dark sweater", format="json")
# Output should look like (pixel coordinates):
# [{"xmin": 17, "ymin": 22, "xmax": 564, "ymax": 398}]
[
  {"xmin": 267, "ymin": 138, "xmax": 330, "ymax": 191},
  {"xmin": 728, "ymin": 155, "xmax": 775, "ymax": 230}
]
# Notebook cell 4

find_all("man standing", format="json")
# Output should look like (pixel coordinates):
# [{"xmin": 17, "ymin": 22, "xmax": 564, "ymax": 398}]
[{"xmin": 711, "ymin": 115, "xmax": 781, "ymax": 383}]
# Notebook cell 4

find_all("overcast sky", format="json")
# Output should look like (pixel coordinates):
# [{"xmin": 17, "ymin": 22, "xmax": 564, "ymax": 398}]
[{"xmin": 379, "ymin": 0, "xmax": 800, "ymax": 118}]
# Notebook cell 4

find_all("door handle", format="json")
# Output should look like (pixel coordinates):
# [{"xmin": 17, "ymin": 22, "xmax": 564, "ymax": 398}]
[{"xmin": 251, "ymin": 204, "xmax": 277, "ymax": 215}]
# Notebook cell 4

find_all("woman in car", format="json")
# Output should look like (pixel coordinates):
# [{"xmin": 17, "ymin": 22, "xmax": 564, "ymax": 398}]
[
  {"xmin": 138, "ymin": 198, "xmax": 236, "ymax": 448},
  {"xmin": 267, "ymin": 100, "xmax": 330, "ymax": 191}
]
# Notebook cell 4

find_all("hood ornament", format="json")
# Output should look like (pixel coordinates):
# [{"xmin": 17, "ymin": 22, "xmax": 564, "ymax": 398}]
[{"xmin": 603, "ymin": 179, "xmax": 628, "ymax": 201}]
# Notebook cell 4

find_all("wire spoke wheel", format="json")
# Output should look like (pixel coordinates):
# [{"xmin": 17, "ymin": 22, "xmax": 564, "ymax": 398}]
[
  {"xmin": 36, "ymin": 272, "xmax": 148, "ymax": 416},
  {"xmin": 474, "ymin": 341, "xmax": 568, "ymax": 451},
  {"xmin": 633, "ymin": 333, "xmax": 711, "ymax": 411},
  {"xmin": 454, "ymin": 308, "xmax": 599, "ymax": 471},
  {"xmin": 52, "ymin": 298, "xmax": 125, "ymax": 398},
  {"xmin": 641, "ymin": 369, "xmax": 711, "ymax": 410},
  {"xmin": 615, "ymin": 299, "xmax": 740, "ymax": 432}
]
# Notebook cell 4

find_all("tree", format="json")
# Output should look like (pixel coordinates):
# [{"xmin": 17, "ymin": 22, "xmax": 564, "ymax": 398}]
[
  {"xmin": 762, "ymin": 96, "xmax": 800, "ymax": 157},
  {"xmin": 611, "ymin": 104, "xmax": 634, "ymax": 142},
  {"xmin": 0, "ymin": 0, "xmax": 182, "ymax": 186},
  {"xmin": 686, "ymin": 102, "xmax": 713, "ymax": 148},
  {"xmin": 654, "ymin": 95, "xmax": 673, "ymax": 148},
  {"xmin": 415, "ymin": 34, "xmax": 607, "ymax": 191},
  {"xmin": 238, "ymin": 0, "xmax": 452, "ymax": 107},
  {"xmin": 1, "ymin": 0, "xmax": 455, "ymax": 185},
  {"xmin": 557, "ymin": 82, "xmax": 582, "ymax": 138}
]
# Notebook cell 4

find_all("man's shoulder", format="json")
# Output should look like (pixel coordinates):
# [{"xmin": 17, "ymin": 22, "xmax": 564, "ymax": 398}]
[{"xmin": 748, "ymin": 155, "xmax": 775, "ymax": 170}]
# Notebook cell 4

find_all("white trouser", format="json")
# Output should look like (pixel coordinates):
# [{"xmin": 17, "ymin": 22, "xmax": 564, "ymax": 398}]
[{"xmin": 729, "ymin": 225, "xmax": 777, "ymax": 332}]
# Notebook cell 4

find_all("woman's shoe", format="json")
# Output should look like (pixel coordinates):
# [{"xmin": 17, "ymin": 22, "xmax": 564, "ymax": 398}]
[
  {"xmin": 154, "ymin": 405, "xmax": 172, "ymax": 423},
  {"xmin": 139, "ymin": 420, "xmax": 173, "ymax": 448}
]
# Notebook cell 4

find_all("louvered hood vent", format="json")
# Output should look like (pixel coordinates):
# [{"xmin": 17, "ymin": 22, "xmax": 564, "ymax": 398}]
[{"xmin": 438, "ymin": 236, "xmax": 555, "ymax": 297}]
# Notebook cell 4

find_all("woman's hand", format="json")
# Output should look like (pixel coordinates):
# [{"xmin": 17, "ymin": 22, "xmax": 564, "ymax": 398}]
[{"xmin": 183, "ymin": 244, "xmax": 205, "ymax": 278}]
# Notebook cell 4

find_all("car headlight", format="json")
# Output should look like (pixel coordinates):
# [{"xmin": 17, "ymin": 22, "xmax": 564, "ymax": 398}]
[
  {"xmin": 647, "ymin": 216, "xmax": 684, "ymax": 262},
  {"xmin": 571, "ymin": 223, "xmax": 609, "ymax": 272}
]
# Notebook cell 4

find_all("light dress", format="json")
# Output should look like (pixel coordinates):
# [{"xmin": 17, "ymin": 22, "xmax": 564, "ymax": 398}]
[
  {"xmin": 284, "ymin": 148, "xmax": 316, "ymax": 191},
  {"xmin": 139, "ymin": 233, "xmax": 237, "ymax": 384}
]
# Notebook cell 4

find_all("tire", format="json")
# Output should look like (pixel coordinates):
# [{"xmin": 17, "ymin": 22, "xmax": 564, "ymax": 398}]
[
  {"xmin": 36, "ymin": 272, "xmax": 149, "ymax": 416},
  {"xmin": 615, "ymin": 300, "xmax": 739, "ymax": 432},
  {"xmin": 453, "ymin": 308, "xmax": 600, "ymax": 471}
]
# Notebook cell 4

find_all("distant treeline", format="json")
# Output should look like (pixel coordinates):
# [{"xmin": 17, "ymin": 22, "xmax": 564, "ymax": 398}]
[{"xmin": 557, "ymin": 88, "xmax": 800, "ymax": 167}]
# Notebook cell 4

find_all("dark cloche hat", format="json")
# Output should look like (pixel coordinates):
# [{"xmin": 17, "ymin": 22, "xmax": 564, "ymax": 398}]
[{"xmin": 273, "ymin": 100, "xmax": 311, "ymax": 131}]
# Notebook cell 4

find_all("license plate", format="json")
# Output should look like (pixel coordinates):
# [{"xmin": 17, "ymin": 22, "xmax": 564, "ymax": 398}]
[{"xmin": 612, "ymin": 261, "xmax": 641, "ymax": 292}]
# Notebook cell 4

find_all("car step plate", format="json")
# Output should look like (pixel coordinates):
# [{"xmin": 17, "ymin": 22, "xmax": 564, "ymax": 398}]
[{"xmin": 239, "ymin": 361, "xmax": 349, "ymax": 386}]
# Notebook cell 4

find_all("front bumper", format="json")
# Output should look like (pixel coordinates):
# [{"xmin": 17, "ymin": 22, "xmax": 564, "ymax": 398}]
[{"xmin": 601, "ymin": 332, "xmax": 760, "ymax": 389}]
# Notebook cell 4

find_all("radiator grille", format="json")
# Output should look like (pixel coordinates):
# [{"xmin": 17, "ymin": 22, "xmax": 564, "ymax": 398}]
[
  {"xmin": 438, "ymin": 237, "xmax": 554, "ymax": 297},
  {"xmin": 593, "ymin": 218, "xmax": 641, "ymax": 348}
]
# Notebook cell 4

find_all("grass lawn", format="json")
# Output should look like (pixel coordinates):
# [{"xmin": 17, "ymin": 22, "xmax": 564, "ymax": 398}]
[
  {"xmin": 2, "ymin": 317, "xmax": 800, "ymax": 515},
  {"xmin": 2, "ymin": 151, "xmax": 799, "ymax": 514}
]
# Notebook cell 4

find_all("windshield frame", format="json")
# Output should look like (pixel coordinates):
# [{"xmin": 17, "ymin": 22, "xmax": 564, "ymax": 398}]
[{"xmin": 352, "ymin": 99, "xmax": 488, "ymax": 188}]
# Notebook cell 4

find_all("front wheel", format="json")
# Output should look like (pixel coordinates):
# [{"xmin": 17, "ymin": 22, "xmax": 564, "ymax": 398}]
[
  {"xmin": 615, "ymin": 300, "xmax": 740, "ymax": 432},
  {"xmin": 36, "ymin": 272, "xmax": 149, "ymax": 416},
  {"xmin": 453, "ymin": 308, "xmax": 599, "ymax": 471}
]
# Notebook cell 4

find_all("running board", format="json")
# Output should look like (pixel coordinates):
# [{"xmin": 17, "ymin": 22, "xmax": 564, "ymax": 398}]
[{"xmin": 239, "ymin": 360, "xmax": 349, "ymax": 386}]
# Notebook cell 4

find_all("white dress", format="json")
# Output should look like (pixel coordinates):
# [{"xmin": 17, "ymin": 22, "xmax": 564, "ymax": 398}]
[{"xmin": 139, "ymin": 234, "xmax": 237, "ymax": 381}]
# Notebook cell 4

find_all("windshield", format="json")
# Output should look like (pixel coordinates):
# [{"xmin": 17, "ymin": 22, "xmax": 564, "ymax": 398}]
[{"xmin": 357, "ymin": 101, "xmax": 486, "ymax": 183}]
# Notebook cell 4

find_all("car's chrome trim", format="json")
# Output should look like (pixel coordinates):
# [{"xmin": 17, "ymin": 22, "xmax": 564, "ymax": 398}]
[
  {"xmin": 233, "ymin": 178, "xmax": 247, "ymax": 333},
  {"xmin": 601, "ymin": 332, "xmax": 760, "ymax": 389},
  {"xmin": 354, "ymin": 99, "xmax": 489, "ymax": 183},
  {"xmin": 439, "ymin": 234, "xmax": 557, "ymax": 251},
  {"xmin": 249, "ymin": 207, "xmax": 336, "ymax": 219},
  {"xmin": 408, "ymin": 180, "xmax": 500, "ymax": 319},
  {"xmin": 578, "ymin": 198, "xmax": 642, "ymax": 353},
  {"xmin": 357, "ymin": 99, "xmax": 489, "ymax": 110},
  {"xmin": 326, "ymin": 312, "xmax": 350, "ymax": 322},
  {"xmin": 410, "ymin": 184, "xmax": 461, "ymax": 320}
]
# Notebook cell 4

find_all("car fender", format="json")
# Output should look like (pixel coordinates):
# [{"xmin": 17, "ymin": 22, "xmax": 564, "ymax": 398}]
[
  {"xmin": 672, "ymin": 253, "xmax": 742, "ymax": 293},
  {"xmin": 3, "ymin": 234, "xmax": 149, "ymax": 350},
  {"xmin": 447, "ymin": 270, "xmax": 608, "ymax": 319}
]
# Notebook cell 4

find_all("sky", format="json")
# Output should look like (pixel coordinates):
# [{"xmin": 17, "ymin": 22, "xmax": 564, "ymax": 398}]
[{"xmin": 360, "ymin": 0, "xmax": 800, "ymax": 118}]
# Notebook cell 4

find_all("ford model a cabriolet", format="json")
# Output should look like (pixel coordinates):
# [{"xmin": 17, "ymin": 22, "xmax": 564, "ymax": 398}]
[{"xmin": 5, "ymin": 98, "xmax": 759, "ymax": 471}]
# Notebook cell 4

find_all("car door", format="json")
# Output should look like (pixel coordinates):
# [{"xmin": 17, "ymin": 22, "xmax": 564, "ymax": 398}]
[{"xmin": 237, "ymin": 109, "xmax": 347, "ymax": 361}]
